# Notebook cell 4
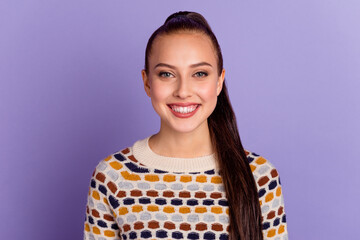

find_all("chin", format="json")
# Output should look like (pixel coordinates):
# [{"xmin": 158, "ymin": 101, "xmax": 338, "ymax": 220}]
[
  {"xmin": 173, "ymin": 128, "xmax": 198, "ymax": 134},
  {"xmin": 169, "ymin": 122, "xmax": 205, "ymax": 134}
]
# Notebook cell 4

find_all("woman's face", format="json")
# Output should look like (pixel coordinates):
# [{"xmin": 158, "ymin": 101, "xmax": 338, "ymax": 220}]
[{"xmin": 142, "ymin": 32, "xmax": 225, "ymax": 134}]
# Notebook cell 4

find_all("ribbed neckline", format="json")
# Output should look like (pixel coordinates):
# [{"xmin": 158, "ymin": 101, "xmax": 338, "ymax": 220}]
[{"xmin": 132, "ymin": 136, "xmax": 218, "ymax": 172}]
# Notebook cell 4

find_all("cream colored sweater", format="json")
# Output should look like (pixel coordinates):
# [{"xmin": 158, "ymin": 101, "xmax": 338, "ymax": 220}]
[{"xmin": 83, "ymin": 136, "xmax": 288, "ymax": 240}]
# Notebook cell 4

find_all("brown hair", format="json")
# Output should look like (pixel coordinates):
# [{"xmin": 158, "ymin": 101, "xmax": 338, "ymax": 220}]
[{"xmin": 144, "ymin": 11, "xmax": 263, "ymax": 240}]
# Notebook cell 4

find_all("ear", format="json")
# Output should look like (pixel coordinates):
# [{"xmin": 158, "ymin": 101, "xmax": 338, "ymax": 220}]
[
  {"xmin": 216, "ymin": 68, "xmax": 225, "ymax": 96},
  {"xmin": 141, "ymin": 69, "xmax": 151, "ymax": 97}
]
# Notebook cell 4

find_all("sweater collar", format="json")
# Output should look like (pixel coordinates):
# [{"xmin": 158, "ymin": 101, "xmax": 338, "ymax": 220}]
[{"xmin": 132, "ymin": 135, "xmax": 218, "ymax": 172}]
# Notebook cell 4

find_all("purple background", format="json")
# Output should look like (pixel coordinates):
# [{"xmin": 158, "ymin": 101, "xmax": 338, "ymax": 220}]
[{"xmin": 1, "ymin": 1, "xmax": 359, "ymax": 239}]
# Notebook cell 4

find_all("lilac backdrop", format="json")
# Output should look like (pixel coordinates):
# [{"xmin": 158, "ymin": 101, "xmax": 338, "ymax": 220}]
[{"xmin": 1, "ymin": 1, "xmax": 359, "ymax": 239}]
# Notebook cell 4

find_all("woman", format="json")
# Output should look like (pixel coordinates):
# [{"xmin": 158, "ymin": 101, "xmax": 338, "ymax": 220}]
[{"xmin": 84, "ymin": 11, "xmax": 288, "ymax": 240}]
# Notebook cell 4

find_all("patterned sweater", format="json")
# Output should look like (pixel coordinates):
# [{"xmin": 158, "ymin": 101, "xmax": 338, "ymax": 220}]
[{"xmin": 83, "ymin": 136, "xmax": 288, "ymax": 240}]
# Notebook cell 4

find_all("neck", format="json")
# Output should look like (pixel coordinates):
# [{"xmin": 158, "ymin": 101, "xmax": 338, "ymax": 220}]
[{"xmin": 149, "ymin": 121, "xmax": 214, "ymax": 158}]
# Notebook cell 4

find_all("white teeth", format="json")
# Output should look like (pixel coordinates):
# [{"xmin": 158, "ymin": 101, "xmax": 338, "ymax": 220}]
[{"xmin": 171, "ymin": 105, "xmax": 198, "ymax": 114}]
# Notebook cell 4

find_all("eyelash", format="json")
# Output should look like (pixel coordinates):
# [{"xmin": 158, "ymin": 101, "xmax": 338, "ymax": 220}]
[
  {"xmin": 194, "ymin": 71, "xmax": 208, "ymax": 77},
  {"xmin": 158, "ymin": 71, "xmax": 208, "ymax": 78},
  {"xmin": 159, "ymin": 72, "xmax": 173, "ymax": 78}
]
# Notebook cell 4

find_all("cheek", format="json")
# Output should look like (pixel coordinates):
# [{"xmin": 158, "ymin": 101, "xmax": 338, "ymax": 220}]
[
  {"xmin": 150, "ymin": 82, "xmax": 169, "ymax": 101},
  {"xmin": 197, "ymin": 82, "xmax": 218, "ymax": 103}
]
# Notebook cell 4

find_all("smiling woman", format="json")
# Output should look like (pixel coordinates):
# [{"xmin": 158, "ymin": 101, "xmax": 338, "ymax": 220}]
[{"xmin": 83, "ymin": 11, "xmax": 288, "ymax": 240}]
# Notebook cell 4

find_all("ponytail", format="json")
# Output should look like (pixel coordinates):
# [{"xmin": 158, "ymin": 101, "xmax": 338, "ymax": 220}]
[{"xmin": 208, "ymin": 82, "xmax": 263, "ymax": 240}]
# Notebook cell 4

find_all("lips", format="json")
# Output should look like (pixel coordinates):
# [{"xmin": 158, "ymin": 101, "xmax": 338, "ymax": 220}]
[
  {"xmin": 167, "ymin": 103, "xmax": 200, "ymax": 118},
  {"xmin": 170, "ymin": 105, "xmax": 197, "ymax": 113}
]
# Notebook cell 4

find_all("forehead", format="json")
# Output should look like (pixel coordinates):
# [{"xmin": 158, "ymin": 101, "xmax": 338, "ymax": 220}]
[{"xmin": 149, "ymin": 32, "xmax": 217, "ymax": 65}]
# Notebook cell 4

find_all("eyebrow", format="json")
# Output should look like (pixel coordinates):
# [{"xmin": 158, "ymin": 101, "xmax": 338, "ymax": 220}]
[{"xmin": 154, "ymin": 62, "xmax": 213, "ymax": 70}]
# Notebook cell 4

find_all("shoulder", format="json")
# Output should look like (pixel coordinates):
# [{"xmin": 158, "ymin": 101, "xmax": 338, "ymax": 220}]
[
  {"xmin": 246, "ymin": 150, "xmax": 285, "ymax": 213},
  {"xmin": 245, "ymin": 150, "xmax": 288, "ymax": 237},
  {"xmin": 91, "ymin": 146, "xmax": 149, "ymax": 186},
  {"xmin": 245, "ymin": 150, "xmax": 284, "ymax": 203},
  {"xmin": 245, "ymin": 150, "xmax": 282, "ymax": 184}
]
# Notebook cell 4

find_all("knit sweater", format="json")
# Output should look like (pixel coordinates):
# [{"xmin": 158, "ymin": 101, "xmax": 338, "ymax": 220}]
[{"xmin": 83, "ymin": 136, "xmax": 288, "ymax": 240}]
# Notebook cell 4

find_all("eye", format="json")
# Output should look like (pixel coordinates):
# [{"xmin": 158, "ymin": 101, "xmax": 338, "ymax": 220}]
[
  {"xmin": 194, "ymin": 71, "xmax": 208, "ymax": 78},
  {"xmin": 159, "ymin": 71, "xmax": 174, "ymax": 78}
]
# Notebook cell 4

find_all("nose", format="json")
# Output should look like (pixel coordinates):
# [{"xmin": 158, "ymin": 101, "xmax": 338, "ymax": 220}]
[{"xmin": 174, "ymin": 77, "xmax": 192, "ymax": 99}]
